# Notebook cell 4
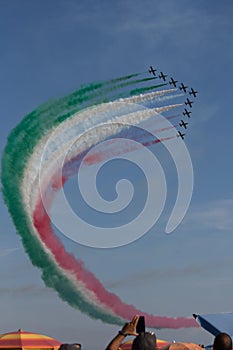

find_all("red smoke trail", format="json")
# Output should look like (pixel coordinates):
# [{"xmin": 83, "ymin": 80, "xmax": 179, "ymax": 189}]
[
  {"xmin": 33, "ymin": 183, "xmax": 197, "ymax": 328},
  {"xmin": 83, "ymin": 135, "xmax": 174, "ymax": 166},
  {"xmin": 32, "ymin": 135, "xmax": 197, "ymax": 329},
  {"xmin": 83, "ymin": 124, "xmax": 176, "ymax": 167},
  {"xmin": 142, "ymin": 136, "xmax": 174, "ymax": 147}
]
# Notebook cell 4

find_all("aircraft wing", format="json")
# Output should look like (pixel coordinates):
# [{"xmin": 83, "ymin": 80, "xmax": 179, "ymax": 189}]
[{"xmin": 193, "ymin": 313, "xmax": 233, "ymax": 338}]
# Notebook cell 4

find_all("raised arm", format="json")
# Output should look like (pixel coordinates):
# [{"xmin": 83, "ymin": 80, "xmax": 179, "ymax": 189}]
[{"xmin": 105, "ymin": 315, "xmax": 139, "ymax": 350}]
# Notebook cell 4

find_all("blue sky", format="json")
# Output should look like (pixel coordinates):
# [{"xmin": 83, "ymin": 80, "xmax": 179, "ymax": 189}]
[{"xmin": 1, "ymin": 1, "xmax": 233, "ymax": 349}]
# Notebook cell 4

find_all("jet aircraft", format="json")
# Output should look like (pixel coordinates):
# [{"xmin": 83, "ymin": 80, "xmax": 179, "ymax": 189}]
[
  {"xmin": 179, "ymin": 83, "xmax": 188, "ymax": 93},
  {"xmin": 185, "ymin": 98, "xmax": 193, "ymax": 108},
  {"xmin": 148, "ymin": 66, "xmax": 157, "ymax": 76},
  {"xmin": 177, "ymin": 131, "xmax": 185, "ymax": 140},
  {"xmin": 159, "ymin": 72, "xmax": 167, "ymax": 81},
  {"xmin": 183, "ymin": 108, "xmax": 192, "ymax": 118},
  {"xmin": 179, "ymin": 120, "xmax": 188, "ymax": 129},
  {"xmin": 169, "ymin": 77, "xmax": 178, "ymax": 87},
  {"xmin": 189, "ymin": 88, "xmax": 198, "ymax": 97}
]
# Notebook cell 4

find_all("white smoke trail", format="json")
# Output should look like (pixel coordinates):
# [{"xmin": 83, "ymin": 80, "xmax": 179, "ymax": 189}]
[{"xmin": 22, "ymin": 96, "xmax": 181, "ymax": 215}]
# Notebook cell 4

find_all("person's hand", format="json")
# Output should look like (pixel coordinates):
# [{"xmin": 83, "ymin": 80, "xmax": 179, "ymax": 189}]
[{"xmin": 120, "ymin": 315, "xmax": 140, "ymax": 336}]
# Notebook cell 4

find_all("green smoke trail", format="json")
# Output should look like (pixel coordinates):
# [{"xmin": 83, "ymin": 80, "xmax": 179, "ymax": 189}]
[
  {"xmin": 130, "ymin": 83, "xmax": 168, "ymax": 95},
  {"xmin": 1, "ymin": 72, "xmax": 156, "ymax": 325},
  {"xmin": 1, "ymin": 71, "xmax": 180, "ymax": 325}
]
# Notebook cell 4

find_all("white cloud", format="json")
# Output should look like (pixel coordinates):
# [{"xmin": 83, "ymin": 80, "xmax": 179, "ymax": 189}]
[
  {"xmin": 0, "ymin": 247, "xmax": 21, "ymax": 257},
  {"xmin": 0, "ymin": 284, "xmax": 52, "ymax": 296},
  {"xmin": 183, "ymin": 199, "xmax": 233, "ymax": 231}
]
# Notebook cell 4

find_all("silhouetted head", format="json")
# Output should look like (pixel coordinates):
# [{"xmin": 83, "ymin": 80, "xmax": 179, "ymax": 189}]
[
  {"xmin": 59, "ymin": 343, "xmax": 81, "ymax": 350},
  {"xmin": 132, "ymin": 332, "xmax": 156, "ymax": 350},
  {"xmin": 213, "ymin": 333, "xmax": 232, "ymax": 350}
]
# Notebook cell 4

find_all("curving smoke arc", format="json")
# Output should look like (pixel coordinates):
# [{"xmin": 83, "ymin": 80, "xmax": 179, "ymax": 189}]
[{"xmin": 1, "ymin": 73, "xmax": 196, "ymax": 328}]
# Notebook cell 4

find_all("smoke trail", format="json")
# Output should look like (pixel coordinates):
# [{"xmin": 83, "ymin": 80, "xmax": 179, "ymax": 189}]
[
  {"xmin": 1, "ymin": 73, "xmax": 196, "ymax": 328},
  {"xmin": 130, "ymin": 83, "xmax": 167, "ymax": 95}
]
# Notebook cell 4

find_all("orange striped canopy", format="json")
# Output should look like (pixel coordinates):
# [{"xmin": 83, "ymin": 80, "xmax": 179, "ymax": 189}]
[
  {"xmin": 0, "ymin": 329, "xmax": 61, "ymax": 350},
  {"xmin": 119, "ymin": 338, "xmax": 170, "ymax": 350}
]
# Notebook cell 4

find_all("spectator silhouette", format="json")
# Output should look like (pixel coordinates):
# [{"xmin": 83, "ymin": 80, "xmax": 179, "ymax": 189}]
[
  {"xmin": 105, "ymin": 315, "xmax": 156, "ymax": 350},
  {"xmin": 59, "ymin": 343, "xmax": 81, "ymax": 350},
  {"xmin": 213, "ymin": 333, "xmax": 232, "ymax": 350}
]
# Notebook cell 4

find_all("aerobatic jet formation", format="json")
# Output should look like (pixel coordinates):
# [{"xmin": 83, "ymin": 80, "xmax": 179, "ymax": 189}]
[
  {"xmin": 185, "ymin": 98, "xmax": 193, "ymax": 108},
  {"xmin": 169, "ymin": 77, "xmax": 178, "ymax": 87},
  {"xmin": 179, "ymin": 83, "xmax": 188, "ymax": 93},
  {"xmin": 183, "ymin": 108, "xmax": 192, "ymax": 118},
  {"xmin": 189, "ymin": 88, "xmax": 198, "ymax": 97},
  {"xmin": 159, "ymin": 72, "xmax": 167, "ymax": 81},
  {"xmin": 146, "ymin": 65, "xmax": 198, "ymax": 143},
  {"xmin": 177, "ymin": 131, "xmax": 185, "ymax": 140},
  {"xmin": 148, "ymin": 65, "xmax": 157, "ymax": 76},
  {"xmin": 179, "ymin": 120, "xmax": 188, "ymax": 129}
]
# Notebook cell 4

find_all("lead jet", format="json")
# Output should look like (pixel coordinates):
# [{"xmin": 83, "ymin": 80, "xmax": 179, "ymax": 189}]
[
  {"xmin": 185, "ymin": 98, "xmax": 193, "ymax": 108},
  {"xmin": 177, "ymin": 131, "xmax": 185, "ymax": 140},
  {"xmin": 179, "ymin": 83, "xmax": 188, "ymax": 93},
  {"xmin": 183, "ymin": 108, "xmax": 192, "ymax": 118},
  {"xmin": 189, "ymin": 88, "xmax": 198, "ymax": 97},
  {"xmin": 148, "ymin": 66, "xmax": 157, "ymax": 76},
  {"xmin": 159, "ymin": 71, "xmax": 167, "ymax": 81},
  {"xmin": 179, "ymin": 120, "xmax": 188, "ymax": 129},
  {"xmin": 169, "ymin": 77, "xmax": 178, "ymax": 87}
]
